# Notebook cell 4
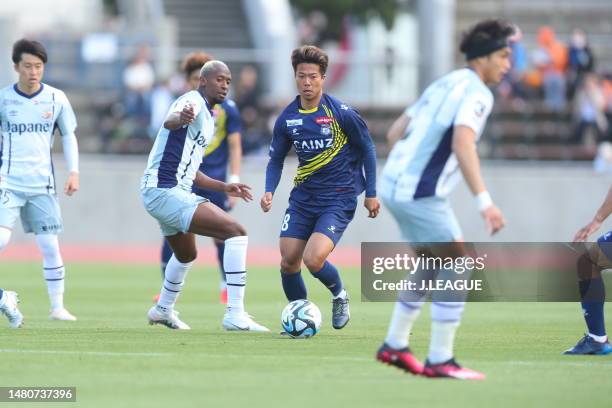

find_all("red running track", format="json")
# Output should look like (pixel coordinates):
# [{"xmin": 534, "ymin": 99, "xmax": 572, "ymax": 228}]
[{"xmin": 0, "ymin": 244, "xmax": 361, "ymax": 267}]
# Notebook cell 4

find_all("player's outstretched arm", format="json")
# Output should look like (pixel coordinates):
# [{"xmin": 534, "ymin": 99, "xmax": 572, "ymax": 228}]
[
  {"xmin": 453, "ymin": 125, "xmax": 505, "ymax": 235},
  {"xmin": 194, "ymin": 171, "xmax": 252, "ymax": 202},
  {"xmin": 164, "ymin": 104, "xmax": 195, "ymax": 130},
  {"xmin": 574, "ymin": 186, "xmax": 612, "ymax": 242}
]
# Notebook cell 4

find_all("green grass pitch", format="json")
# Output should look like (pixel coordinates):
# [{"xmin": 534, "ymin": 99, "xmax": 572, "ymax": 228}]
[{"xmin": 0, "ymin": 261, "xmax": 610, "ymax": 408}]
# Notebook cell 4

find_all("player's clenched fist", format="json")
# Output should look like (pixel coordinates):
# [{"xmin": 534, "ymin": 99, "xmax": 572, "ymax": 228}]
[{"xmin": 260, "ymin": 192, "xmax": 273, "ymax": 212}]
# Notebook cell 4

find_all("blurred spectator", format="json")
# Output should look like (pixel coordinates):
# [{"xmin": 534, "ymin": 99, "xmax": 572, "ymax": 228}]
[
  {"xmin": 149, "ymin": 78, "xmax": 175, "ymax": 139},
  {"xmin": 296, "ymin": 10, "xmax": 328, "ymax": 46},
  {"xmin": 532, "ymin": 26, "xmax": 568, "ymax": 112},
  {"xmin": 234, "ymin": 65, "xmax": 266, "ymax": 154},
  {"xmin": 602, "ymin": 73, "xmax": 612, "ymax": 140},
  {"xmin": 122, "ymin": 46, "xmax": 155, "ymax": 131},
  {"xmin": 498, "ymin": 25, "xmax": 528, "ymax": 109},
  {"xmin": 568, "ymin": 29, "xmax": 595, "ymax": 98},
  {"xmin": 572, "ymin": 73, "xmax": 608, "ymax": 144}
]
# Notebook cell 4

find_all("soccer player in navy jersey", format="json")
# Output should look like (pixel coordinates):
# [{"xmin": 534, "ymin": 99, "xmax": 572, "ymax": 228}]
[
  {"xmin": 159, "ymin": 52, "xmax": 242, "ymax": 304},
  {"xmin": 565, "ymin": 186, "xmax": 612, "ymax": 355},
  {"xmin": 260, "ymin": 45, "xmax": 380, "ymax": 330}
]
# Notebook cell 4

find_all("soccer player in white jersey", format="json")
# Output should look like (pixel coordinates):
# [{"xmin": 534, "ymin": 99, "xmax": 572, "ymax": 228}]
[
  {"xmin": 141, "ymin": 60, "xmax": 268, "ymax": 331},
  {"xmin": 375, "ymin": 20, "xmax": 512, "ymax": 379},
  {"xmin": 0, "ymin": 39, "xmax": 79, "ymax": 321}
]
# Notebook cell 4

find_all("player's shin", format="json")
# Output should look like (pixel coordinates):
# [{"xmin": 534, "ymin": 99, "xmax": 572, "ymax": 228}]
[
  {"xmin": 312, "ymin": 261, "xmax": 345, "ymax": 298},
  {"xmin": 427, "ymin": 265, "xmax": 470, "ymax": 364},
  {"xmin": 385, "ymin": 300, "xmax": 424, "ymax": 349},
  {"xmin": 281, "ymin": 270, "xmax": 307, "ymax": 301},
  {"xmin": 35, "ymin": 234, "xmax": 66, "ymax": 311},
  {"xmin": 157, "ymin": 255, "xmax": 193, "ymax": 311},
  {"xmin": 579, "ymin": 277, "xmax": 607, "ymax": 340},
  {"xmin": 223, "ymin": 235, "xmax": 248, "ymax": 316},
  {"xmin": 0, "ymin": 228, "xmax": 11, "ymax": 251}
]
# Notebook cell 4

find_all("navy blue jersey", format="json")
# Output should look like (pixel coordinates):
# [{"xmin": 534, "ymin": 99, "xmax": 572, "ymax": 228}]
[
  {"xmin": 265, "ymin": 94, "xmax": 376, "ymax": 201},
  {"xmin": 199, "ymin": 99, "xmax": 241, "ymax": 182}
]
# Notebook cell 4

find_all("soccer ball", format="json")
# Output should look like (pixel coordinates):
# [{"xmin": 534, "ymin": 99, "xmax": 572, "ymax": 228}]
[{"xmin": 281, "ymin": 299, "xmax": 322, "ymax": 338}]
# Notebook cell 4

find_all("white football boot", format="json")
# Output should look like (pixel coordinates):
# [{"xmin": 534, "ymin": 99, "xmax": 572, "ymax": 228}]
[
  {"xmin": 222, "ymin": 312, "xmax": 269, "ymax": 332},
  {"xmin": 148, "ymin": 305, "xmax": 190, "ymax": 330},
  {"xmin": 0, "ymin": 291, "xmax": 24, "ymax": 328},
  {"xmin": 49, "ymin": 308, "xmax": 77, "ymax": 321}
]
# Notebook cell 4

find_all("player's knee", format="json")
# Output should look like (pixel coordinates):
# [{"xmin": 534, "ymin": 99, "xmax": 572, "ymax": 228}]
[
  {"xmin": 303, "ymin": 253, "xmax": 326, "ymax": 273},
  {"xmin": 222, "ymin": 221, "xmax": 246, "ymax": 240},
  {"xmin": 280, "ymin": 257, "xmax": 301, "ymax": 272},
  {"xmin": 174, "ymin": 249, "xmax": 197, "ymax": 263},
  {"xmin": 577, "ymin": 252, "xmax": 600, "ymax": 280}
]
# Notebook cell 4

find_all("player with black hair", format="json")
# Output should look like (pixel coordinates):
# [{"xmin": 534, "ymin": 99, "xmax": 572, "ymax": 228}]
[
  {"xmin": 376, "ymin": 19, "xmax": 513, "ymax": 379},
  {"xmin": 0, "ymin": 38, "xmax": 80, "ymax": 321},
  {"xmin": 261, "ymin": 45, "xmax": 379, "ymax": 330}
]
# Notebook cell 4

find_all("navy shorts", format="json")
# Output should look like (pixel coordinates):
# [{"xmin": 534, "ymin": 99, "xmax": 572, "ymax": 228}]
[
  {"xmin": 279, "ymin": 195, "xmax": 357, "ymax": 246},
  {"xmin": 597, "ymin": 231, "xmax": 612, "ymax": 262},
  {"xmin": 192, "ymin": 188, "xmax": 230, "ymax": 212}
]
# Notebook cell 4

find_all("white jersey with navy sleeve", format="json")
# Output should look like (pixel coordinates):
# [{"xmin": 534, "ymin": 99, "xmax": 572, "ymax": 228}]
[
  {"xmin": 381, "ymin": 68, "xmax": 493, "ymax": 201},
  {"xmin": 0, "ymin": 83, "xmax": 77, "ymax": 194},
  {"xmin": 142, "ymin": 90, "xmax": 214, "ymax": 191}
]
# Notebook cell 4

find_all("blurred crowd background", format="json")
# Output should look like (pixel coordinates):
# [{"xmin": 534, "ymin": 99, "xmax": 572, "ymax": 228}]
[{"xmin": 1, "ymin": 0, "xmax": 611, "ymax": 166}]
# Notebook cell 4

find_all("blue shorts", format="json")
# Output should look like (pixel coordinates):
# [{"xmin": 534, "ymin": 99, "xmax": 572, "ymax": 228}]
[
  {"xmin": 597, "ymin": 231, "xmax": 612, "ymax": 262},
  {"xmin": 0, "ymin": 189, "xmax": 63, "ymax": 234},
  {"xmin": 279, "ymin": 194, "xmax": 357, "ymax": 246},
  {"xmin": 382, "ymin": 194, "xmax": 462, "ymax": 242},
  {"xmin": 141, "ymin": 186, "xmax": 209, "ymax": 236},
  {"xmin": 192, "ymin": 187, "xmax": 229, "ymax": 212}
]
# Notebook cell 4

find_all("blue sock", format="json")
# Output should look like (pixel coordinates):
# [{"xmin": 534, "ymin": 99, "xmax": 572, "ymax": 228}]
[
  {"xmin": 216, "ymin": 241, "xmax": 226, "ymax": 282},
  {"xmin": 0, "ymin": 288, "xmax": 4, "ymax": 302},
  {"xmin": 579, "ymin": 278, "xmax": 606, "ymax": 337},
  {"xmin": 312, "ymin": 261, "xmax": 343, "ymax": 297},
  {"xmin": 281, "ymin": 270, "xmax": 307, "ymax": 301},
  {"xmin": 161, "ymin": 239, "xmax": 173, "ymax": 280}
]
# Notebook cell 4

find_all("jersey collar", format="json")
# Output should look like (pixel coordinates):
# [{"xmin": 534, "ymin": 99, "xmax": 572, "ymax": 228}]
[
  {"xmin": 13, "ymin": 83, "xmax": 44, "ymax": 99},
  {"xmin": 296, "ymin": 95, "xmax": 320, "ymax": 114},
  {"xmin": 198, "ymin": 89, "xmax": 215, "ymax": 114}
]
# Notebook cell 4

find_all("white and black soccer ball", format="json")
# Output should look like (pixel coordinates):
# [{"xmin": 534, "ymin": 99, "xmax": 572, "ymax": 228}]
[{"xmin": 281, "ymin": 299, "xmax": 322, "ymax": 338}]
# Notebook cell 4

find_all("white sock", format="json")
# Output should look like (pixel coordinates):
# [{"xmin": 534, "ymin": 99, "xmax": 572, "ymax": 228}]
[
  {"xmin": 0, "ymin": 227, "xmax": 11, "ymax": 251},
  {"xmin": 35, "ymin": 234, "xmax": 65, "ymax": 311},
  {"xmin": 588, "ymin": 333, "xmax": 608, "ymax": 343},
  {"xmin": 428, "ymin": 320, "xmax": 461, "ymax": 364},
  {"xmin": 385, "ymin": 301, "xmax": 423, "ymax": 349},
  {"xmin": 158, "ymin": 255, "xmax": 193, "ymax": 310},
  {"xmin": 333, "ymin": 289, "xmax": 347, "ymax": 300},
  {"xmin": 223, "ymin": 236, "xmax": 248, "ymax": 316},
  {"xmin": 427, "ymin": 301, "xmax": 465, "ymax": 364}
]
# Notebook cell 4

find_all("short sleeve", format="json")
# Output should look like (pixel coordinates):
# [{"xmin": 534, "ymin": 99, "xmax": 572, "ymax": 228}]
[
  {"xmin": 170, "ymin": 92, "xmax": 203, "ymax": 117},
  {"xmin": 454, "ymin": 91, "xmax": 493, "ymax": 136}
]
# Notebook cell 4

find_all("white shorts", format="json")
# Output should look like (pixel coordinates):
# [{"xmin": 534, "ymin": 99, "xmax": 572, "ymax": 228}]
[
  {"xmin": 140, "ymin": 186, "xmax": 208, "ymax": 236},
  {"xmin": 0, "ymin": 189, "xmax": 63, "ymax": 234},
  {"xmin": 382, "ymin": 194, "xmax": 462, "ymax": 242}
]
